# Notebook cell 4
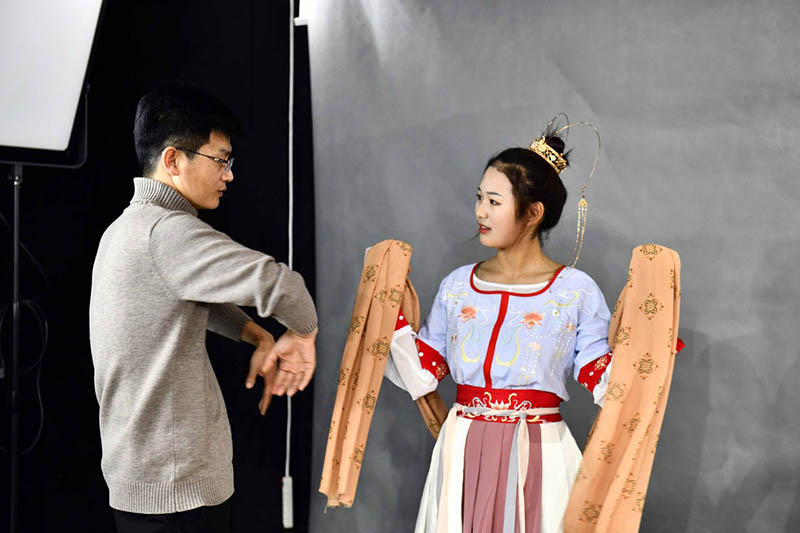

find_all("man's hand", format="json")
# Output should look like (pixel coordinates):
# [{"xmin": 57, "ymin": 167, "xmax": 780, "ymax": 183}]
[
  {"xmin": 241, "ymin": 320, "xmax": 278, "ymax": 415},
  {"xmin": 261, "ymin": 328, "xmax": 318, "ymax": 397}
]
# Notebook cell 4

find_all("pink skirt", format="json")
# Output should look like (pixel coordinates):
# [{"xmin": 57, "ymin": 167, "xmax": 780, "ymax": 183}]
[{"xmin": 415, "ymin": 415, "xmax": 582, "ymax": 533}]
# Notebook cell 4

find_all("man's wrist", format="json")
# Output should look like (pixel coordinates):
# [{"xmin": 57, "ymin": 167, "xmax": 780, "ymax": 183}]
[{"xmin": 290, "ymin": 327, "xmax": 317, "ymax": 341}]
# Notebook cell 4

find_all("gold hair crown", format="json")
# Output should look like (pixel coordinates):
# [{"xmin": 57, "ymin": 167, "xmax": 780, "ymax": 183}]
[{"xmin": 529, "ymin": 136, "xmax": 568, "ymax": 174}]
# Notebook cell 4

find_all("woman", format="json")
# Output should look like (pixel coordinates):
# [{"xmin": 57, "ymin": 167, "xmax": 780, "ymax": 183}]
[{"xmin": 385, "ymin": 129, "xmax": 613, "ymax": 533}]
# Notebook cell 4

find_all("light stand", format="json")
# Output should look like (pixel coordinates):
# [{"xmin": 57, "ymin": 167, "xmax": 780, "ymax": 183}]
[
  {"xmin": 3, "ymin": 88, "xmax": 88, "ymax": 533},
  {"xmin": 8, "ymin": 163, "xmax": 22, "ymax": 533}
]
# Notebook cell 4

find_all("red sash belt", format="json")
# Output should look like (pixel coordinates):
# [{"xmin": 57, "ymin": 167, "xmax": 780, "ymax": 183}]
[{"xmin": 455, "ymin": 384, "xmax": 563, "ymax": 424}]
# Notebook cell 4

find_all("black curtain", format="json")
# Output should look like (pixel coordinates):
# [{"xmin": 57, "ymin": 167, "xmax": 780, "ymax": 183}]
[{"xmin": 0, "ymin": 1, "xmax": 316, "ymax": 531}]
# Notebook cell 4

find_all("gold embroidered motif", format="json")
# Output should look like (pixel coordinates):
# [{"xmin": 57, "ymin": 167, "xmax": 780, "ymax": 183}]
[
  {"xmin": 624, "ymin": 412, "xmax": 641, "ymax": 435},
  {"xmin": 579, "ymin": 501, "xmax": 602, "ymax": 524},
  {"xmin": 338, "ymin": 367, "xmax": 349, "ymax": 385},
  {"xmin": 639, "ymin": 293, "xmax": 663, "ymax": 320},
  {"xmin": 627, "ymin": 267, "xmax": 634, "ymax": 288},
  {"xmin": 367, "ymin": 338, "xmax": 390, "ymax": 360},
  {"xmin": 361, "ymin": 390, "xmax": 377, "ymax": 413},
  {"xmin": 634, "ymin": 353, "xmax": 658, "ymax": 379},
  {"xmin": 612, "ymin": 300, "xmax": 620, "ymax": 318},
  {"xmin": 622, "ymin": 473, "xmax": 636, "ymax": 499},
  {"xmin": 599, "ymin": 441, "xmax": 615, "ymax": 463},
  {"xmin": 594, "ymin": 354, "xmax": 610, "ymax": 371},
  {"xmin": 328, "ymin": 420, "xmax": 336, "ymax": 440},
  {"xmin": 388, "ymin": 287, "xmax": 403, "ymax": 306},
  {"xmin": 606, "ymin": 382, "xmax": 625, "ymax": 402},
  {"xmin": 639, "ymin": 243, "xmax": 663, "ymax": 260},
  {"xmin": 633, "ymin": 492, "xmax": 645, "ymax": 513},
  {"xmin": 397, "ymin": 241, "xmax": 412, "ymax": 255},
  {"xmin": 614, "ymin": 325, "xmax": 631, "ymax": 347},
  {"xmin": 363, "ymin": 265, "xmax": 377, "ymax": 283},
  {"xmin": 374, "ymin": 288, "xmax": 387, "ymax": 303},
  {"xmin": 349, "ymin": 315, "xmax": 363, "ymax": 334},
  {"xmin": 352, "ymin": 446, "xmax": 364, "ymax": 467}
]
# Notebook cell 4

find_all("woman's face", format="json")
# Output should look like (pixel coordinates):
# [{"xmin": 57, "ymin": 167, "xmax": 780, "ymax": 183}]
[{"xmin": 475, "ymin": 166, "xmax": 527, "ymax": 249}]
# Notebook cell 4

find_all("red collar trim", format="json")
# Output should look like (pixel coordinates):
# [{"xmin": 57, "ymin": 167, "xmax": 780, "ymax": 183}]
[{"xmin": 469, "ymin": 263, "xmax": 565, "ymax": 296}]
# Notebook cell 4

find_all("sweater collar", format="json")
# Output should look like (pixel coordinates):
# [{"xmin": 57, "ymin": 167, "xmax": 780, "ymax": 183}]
[{"xmin": 131, "ymin": 177, "xmax": 198, "ymax": 216}]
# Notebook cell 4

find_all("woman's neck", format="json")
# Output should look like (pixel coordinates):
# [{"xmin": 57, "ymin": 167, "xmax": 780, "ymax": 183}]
[{"xmin": 480, "ymin": 234, "xmax": 562, "ymax": 284}]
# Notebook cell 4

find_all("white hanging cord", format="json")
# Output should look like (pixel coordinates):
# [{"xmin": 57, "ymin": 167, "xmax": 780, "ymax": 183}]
[{"xmin": 282, "ymin": 0, "xmax": 296, "ymax": 529}]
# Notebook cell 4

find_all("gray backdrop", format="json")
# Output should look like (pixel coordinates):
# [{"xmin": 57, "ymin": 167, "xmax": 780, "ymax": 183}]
[{"xmin": 305, "ymin": 1, "xmax": 800, "ymax": 531}]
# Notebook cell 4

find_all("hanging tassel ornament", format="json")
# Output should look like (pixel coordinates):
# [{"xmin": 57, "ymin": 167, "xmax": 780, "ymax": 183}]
[{"xmin": 571, "ymin": 190, "xmax": 589, "ymax": 268}]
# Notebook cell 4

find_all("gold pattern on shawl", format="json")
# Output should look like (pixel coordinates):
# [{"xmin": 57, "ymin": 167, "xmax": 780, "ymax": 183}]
[
  {"xmin": 328, "ymin": 420, "xmax": 336, "ymax": 440},
  {"xmin": 627, "ymin": 267, "xmax": 634, "ymax": 288},
  {"xmin": 614, "ymin": 325, "xmax": 632, "ymax": 347},
  {"xmin": 667, "ymin": 327, "xmax": 674, "ymax": 348},
  {"xmin": 338, "ymin": 368, "xmax": 349, "ymax": 386},
  {"xmin": 388, "ymin": 287, "xmax": 403, "ymax": 307},
  {"xmin": 349, "ymin": 315, "xmax": 363, "ymax": 334},
  {"xmin": 612, "ymin": 300, "xmax": 620, "ymax": 319},
  {"xmin": 639, "ymin": 244, "xmax": 663, "ymax": 260},
  {"xmin": 397, "ymin": 241, "xmax": 412, "ymax": 255},
  {"xmin": 634, "ymin": 354, "xmax": 658, "ymax": 379},
  {"xmin": 599, "ymin": 441, "xmax": 615, "ymax": 463},
  {"xmin": 374, "ymin": 288, "xmax": 387, "ymax": 304},
  {"xmin": 359, "ymin": 390, "xmax": 377, "ymax": 413},
  {"xmin": 351, "ymin": 372, "xmax": 360, "ymax": 389},
  {"xmin": 363, "ymin": 265, "xmax": 377, "ymax": 283},
  {"xmin": 606, "ymin": 382, "xmax": 626, "ymax": 402},
  {"xmin": 579, "ymin": 502, "xmax": 602, "ymax": 524},
  {"xmin": 624, "ymin": 412, "xmax": 641, "ymax": 435},
  {"xmin": 622, "ymin": 473, "xmax": 637, "ymax": 499},
  {"xmin": 366, "ymin": 337, "xmax": 390, "ymax": 360},
  {"xmin": 639, "ymin": 293, "xmax": 663, "ymax": 320},
  {"xmin": 633, "ymin": 492, "xmax": 645, "ymax": 513},
  {"xmin": 352, "ymin": 446, "xmax": 364, "ymax": 468}
]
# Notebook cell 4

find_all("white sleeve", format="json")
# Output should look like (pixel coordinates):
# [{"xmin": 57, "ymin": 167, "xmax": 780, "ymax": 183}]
[{"xmin": 385, "ymin": 324, "xmax": 438, "ymax": 401}]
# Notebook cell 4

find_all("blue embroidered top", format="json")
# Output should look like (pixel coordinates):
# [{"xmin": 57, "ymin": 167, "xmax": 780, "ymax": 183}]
[{"xmin": 411, "ymin": 263, "xmax": 613, "ymax": 402}]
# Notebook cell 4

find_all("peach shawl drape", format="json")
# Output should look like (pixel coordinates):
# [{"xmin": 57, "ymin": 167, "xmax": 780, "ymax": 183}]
[
  {"xmin": 319, "ymin": 240, "xmax": 420, "ymax": 508},
  {"xmin": 565, "ymin": 244, "xmax": 682, "ymax": 532}
]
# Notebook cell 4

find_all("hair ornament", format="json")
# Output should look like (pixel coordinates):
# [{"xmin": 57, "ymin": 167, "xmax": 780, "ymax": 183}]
[
  {"xmin": 529, "ymin": 137, "xmax": 568, "ymax": 174},
  {"xmin": 532, "ymin": 116, "xmax": 602, "ymax": 267}
]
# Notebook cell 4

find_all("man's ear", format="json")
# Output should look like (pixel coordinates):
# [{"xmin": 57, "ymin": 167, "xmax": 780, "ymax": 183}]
[{"xmin": 162, "ymin": 146, "xmax": 180, "ymax": 177}]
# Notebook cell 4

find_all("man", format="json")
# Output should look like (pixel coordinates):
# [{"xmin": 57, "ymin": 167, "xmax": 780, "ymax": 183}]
[{"xmin": 89, "ymin": 81, "xmax": 318, "ymax": 532}]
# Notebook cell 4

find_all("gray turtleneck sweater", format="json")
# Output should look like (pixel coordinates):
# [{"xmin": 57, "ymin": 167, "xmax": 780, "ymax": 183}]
[{"xmin": 90, "ymin": 178, "xmax": 317, "ymax": 513}]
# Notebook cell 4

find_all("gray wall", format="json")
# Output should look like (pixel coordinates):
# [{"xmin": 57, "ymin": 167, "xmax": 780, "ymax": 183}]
[{"xmin": 306, "ymin": 1, "xmax": 800, "ymax": 531}]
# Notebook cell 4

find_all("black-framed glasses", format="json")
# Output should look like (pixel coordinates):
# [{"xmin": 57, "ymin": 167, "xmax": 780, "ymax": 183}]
[{"xmin": 176, "ymin": 147, "xmax": 235, "ymax": 173}]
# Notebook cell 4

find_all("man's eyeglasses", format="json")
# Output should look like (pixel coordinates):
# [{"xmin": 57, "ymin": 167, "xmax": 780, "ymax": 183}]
[{"xmin": 176, "ymin": 147, "xmax": 235, "ymax": 173}]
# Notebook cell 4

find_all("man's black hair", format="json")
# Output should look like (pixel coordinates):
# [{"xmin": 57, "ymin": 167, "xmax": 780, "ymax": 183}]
[{"xmin": 133, "ymin": 80, "xmax": 244, "ymax": 176}]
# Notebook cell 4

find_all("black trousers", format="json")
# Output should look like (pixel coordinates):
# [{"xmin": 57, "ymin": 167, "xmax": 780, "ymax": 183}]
[{"xmin": 113, "ymin": 499, "xmax": 231, "ymax": 533}]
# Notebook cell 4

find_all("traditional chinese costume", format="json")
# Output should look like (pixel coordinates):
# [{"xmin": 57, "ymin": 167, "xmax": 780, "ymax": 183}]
[{"xmin": 385, "ymin": 263, "xmax": 614, "ymax": 533}]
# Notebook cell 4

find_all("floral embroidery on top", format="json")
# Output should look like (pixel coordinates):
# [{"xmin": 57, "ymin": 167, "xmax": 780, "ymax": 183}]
[
  {"xmin": 459, "ymin": 306, "xmax": 477, "ymax": 322},
  {"xmin": 522, "ymin": 311, "xmax": 544, "ymax": 328}
]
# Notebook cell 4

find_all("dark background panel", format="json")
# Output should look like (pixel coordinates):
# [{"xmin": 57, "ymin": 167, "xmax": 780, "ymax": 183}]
[{"xmin": 0, "ymin": 1, "xmax": 315, "ymax": 531}]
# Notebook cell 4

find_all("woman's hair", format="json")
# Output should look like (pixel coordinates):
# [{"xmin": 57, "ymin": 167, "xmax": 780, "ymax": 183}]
[{"xmin": 484, "ymin": 130, "xmax": 569, "ymax": 239}]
